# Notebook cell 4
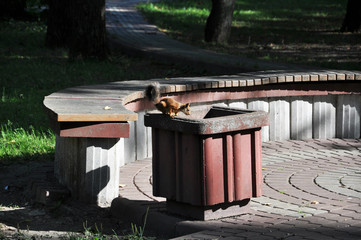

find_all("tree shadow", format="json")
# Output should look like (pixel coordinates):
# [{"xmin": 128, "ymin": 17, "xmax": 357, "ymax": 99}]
[
  {"xmin": 0, "ymin": 160, "xmax": 121, "ymax": 236},
  {"xmin": 138, "ymin": 0, "xmax": 360, "ymax": 70}
]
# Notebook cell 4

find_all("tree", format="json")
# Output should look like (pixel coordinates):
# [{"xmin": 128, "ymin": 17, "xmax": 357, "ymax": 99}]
[
  {"xmin": 68, "ymin": 0, "xmax": 108, "ymax": 59},
  {"xmin": 340, "ymin": 0, "xmax": 361, "ymax": 32},
  {"xmin": 46, "ymin": 0, "xmax": 108, "ymax": 59},
  {"xmin": 205, "ymin": 0, "xmax": 236, "ymax": 43}
]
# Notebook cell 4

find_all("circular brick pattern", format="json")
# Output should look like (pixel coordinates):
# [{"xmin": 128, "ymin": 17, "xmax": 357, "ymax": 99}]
[
  {"xmin": 117, "ymin": 139, "xmax": 361, "ymax": 239},
  {"xmin": 315, "ymin": 169, "xmax": 361, "ymax": 199},
  {"xmin": 340, "ymin": 171, "xmax": 361, "ymax": 192}
]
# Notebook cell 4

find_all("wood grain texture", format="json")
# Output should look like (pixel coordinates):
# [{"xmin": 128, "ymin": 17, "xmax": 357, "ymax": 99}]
[{"xmin": 44, "ymin": 98, "xmax": 137, "ymax": 122}]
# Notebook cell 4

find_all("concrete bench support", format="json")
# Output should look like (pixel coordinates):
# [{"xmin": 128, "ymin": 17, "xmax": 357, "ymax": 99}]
[
  {"xmin": 313, "ymin": 95, "xmax": 336, "ymax": 139},
  {"xmin": 55, "ymin": 136, "xmax": 124, "ymax": 206},
  {"xmin": 51, "ymin": 121, "xmax": 130, "ymax": 206},
  {"xmin": 337, "ymin": 94, "xmax": 361, "ymax": 138}
]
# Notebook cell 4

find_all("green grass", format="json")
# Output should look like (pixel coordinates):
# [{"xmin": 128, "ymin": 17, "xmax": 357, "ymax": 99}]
[
  {"xmin": 0, "ymin": 121, "xmax": 55, "ymax": 163},
  {"xmin": 138, "ymin": 0, "xmax": 361, "ymax": 70},
  {"xmin": 0, "ymin": 19, "xmax": 198, "ymax": 165}
]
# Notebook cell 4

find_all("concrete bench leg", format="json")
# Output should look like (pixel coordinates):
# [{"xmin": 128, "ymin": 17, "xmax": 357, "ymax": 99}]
[{"xmin": 54, "ymin": 135, "xmax": 124, "ymax": 207}]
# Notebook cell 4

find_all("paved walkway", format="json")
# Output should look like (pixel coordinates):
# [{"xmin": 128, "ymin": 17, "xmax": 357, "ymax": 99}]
[
  {"xmin": 105, "ymin": 0, "xmax": 310, "ymax": 74},
  {"xmin": 111, "ymin": 139, "xmax": 361, "ymax": 239}
]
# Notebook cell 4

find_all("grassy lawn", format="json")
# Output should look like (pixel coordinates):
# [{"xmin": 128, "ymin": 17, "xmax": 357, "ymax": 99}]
[
  {"xmin": 0, "ymin": 19, "xmax": 198, "ymax": 165},
  {"xmin": 137, "ymin": 0, "xmax": 361, "ymax": 70}
]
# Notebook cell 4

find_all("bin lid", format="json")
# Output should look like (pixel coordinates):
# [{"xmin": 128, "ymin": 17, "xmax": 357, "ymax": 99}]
[{"xmin": 144, "ymin": 106, "xmax": 269, "ymax": 135}]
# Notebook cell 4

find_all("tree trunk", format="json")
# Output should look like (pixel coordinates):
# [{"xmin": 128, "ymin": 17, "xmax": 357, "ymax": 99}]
[
  {"xmin": 340, "ymin": 0, "xmax": 361, "ymax": 32},
  {"xmin": 205, "ymin": 0, "xmax": 236, "ymax": 43},
  {"xmin": 46, "ymin": 0, "xmax": 108, "ymax": 59},
  {"xmin": 46, "ymin": 0, "xmax": 72, "ymax": 48},
  {"xmin": 68, "ymin": 0, "xmax": 108, "ymax": 59}
]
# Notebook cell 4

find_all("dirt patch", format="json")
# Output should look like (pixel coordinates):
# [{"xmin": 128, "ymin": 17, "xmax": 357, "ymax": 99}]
[{"xmin": 0, "ymin": 161, "xmax": 131, "ymax": 239}]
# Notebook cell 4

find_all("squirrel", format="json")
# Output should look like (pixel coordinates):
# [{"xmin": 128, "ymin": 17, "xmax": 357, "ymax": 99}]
[{"xmin": 145, "ymin": 82, "xmax": 191, "ymax": 117}]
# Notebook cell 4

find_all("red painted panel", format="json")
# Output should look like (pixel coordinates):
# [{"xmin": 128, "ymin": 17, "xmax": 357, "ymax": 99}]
[
  {"xmin": 152, "ymin": 128, "xmax": 176, "ymax": 199},
  {"xmin": 127, "ymin": 82, "xmax": 361, "ymax": 112},
  {"xmin": 152, "ymin": 128, "xmax": 160, "ymax": 196},
  {"xmin": 252, "ymin": 129, "xmax": 263, "ymax": 197},
  {"xmin": 225, "ymin": 135, "xmax": 235, "ymax": 202},
  {"xmin": 204, "ymin": 137, "xmax": 225, "ymax": 205},
  {"xmin": 176, "ymin": 133, "xmax": 202, "ymax": 205},
  {"xmin": 59, "ymin": 122, "xmax": 130, "ymax": 138},
  {"xmin": 233, "ymin": 132, "xmax": 253, "ymax": 200}
]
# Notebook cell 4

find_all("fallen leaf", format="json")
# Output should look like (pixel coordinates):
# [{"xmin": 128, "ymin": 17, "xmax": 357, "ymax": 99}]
[{"xmin": 311, "ymin": 200, "xmax": 319, "ymax": 204}]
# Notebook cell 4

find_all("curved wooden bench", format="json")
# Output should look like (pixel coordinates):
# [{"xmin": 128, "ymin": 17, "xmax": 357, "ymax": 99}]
[{"xmin": 44, "ymin": 69, "xmax": 361, "ymax": 206}]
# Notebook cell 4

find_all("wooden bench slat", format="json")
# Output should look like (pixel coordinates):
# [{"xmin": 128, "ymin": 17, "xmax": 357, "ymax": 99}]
[{"xmin": 44, "ymin": 98, "xmax": 137, "ymax": 122}]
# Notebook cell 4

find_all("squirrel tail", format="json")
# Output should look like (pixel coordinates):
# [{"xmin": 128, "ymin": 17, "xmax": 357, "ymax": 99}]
[{"xmin": 145, "ymin": 82, "xmax": 160, "ymax": 103}]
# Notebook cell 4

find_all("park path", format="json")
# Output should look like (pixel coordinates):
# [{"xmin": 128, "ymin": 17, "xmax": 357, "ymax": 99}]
[{"xmin": 105, "ymin": 0, "xmax": 308, "ymax": 74}]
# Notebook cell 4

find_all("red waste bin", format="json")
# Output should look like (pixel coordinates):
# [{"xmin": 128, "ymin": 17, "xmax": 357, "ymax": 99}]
[{"xmin": 144, "ymin": 106, "xmax": 269, "ymax": 220}]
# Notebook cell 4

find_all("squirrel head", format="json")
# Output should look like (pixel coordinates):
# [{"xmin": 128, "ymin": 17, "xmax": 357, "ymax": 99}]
[{"xmin": 181, "ymin": 103, "xmax": 191, "ymax": 115}]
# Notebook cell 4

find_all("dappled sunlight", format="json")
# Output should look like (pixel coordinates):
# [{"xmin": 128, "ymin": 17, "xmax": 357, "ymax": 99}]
[
  {"xmin": 137, "ymin": 0, "xmax": 359, "ymax": 70},
  {"xmin": 2, "ymin": 55, "xmax": 68, "ymax": 61},
  {"xmin": 237, "ymin": 9, "xmax": 261, "ymax": 16},
  {"xmin": 137, "ymin": 0, "xmax": 209, "ymax": 29},
  {"xmin": 6, "ymin": 55, "xmax": 34, "ymax": 60},
  {"xmin": 0, "ymin": 121, "xmax": 55, "ymax": 163}
]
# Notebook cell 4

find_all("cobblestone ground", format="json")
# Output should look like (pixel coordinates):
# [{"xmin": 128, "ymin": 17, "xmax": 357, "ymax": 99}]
[{"xmin": 118, "ymin": 139, "xmax": 361, "ymax": 240}]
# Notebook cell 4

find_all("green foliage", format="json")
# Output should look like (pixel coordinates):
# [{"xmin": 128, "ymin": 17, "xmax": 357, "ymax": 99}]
[
  {"xmin": 65, "ymin": 212, "xmax": 155, "ymax": 240},
  {"xmin": 138, "ymin": 0, "xmax": 360, "ymax": 70},
  {"xmin": 123, "ymin": 207, "xmax": 155, "ymax": 240},
  {"xmin": 70, "ymin": 222, "xmax": 111, "ymax": 240},
  {"xmin": 66, "ymin": 222, "xmax": 111, "ymax": 240}
]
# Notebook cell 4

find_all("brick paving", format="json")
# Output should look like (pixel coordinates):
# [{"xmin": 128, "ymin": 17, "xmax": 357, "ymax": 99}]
[{"xmin": 112, "ymin": 139, "xmax": 361, "ymax": 239}]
